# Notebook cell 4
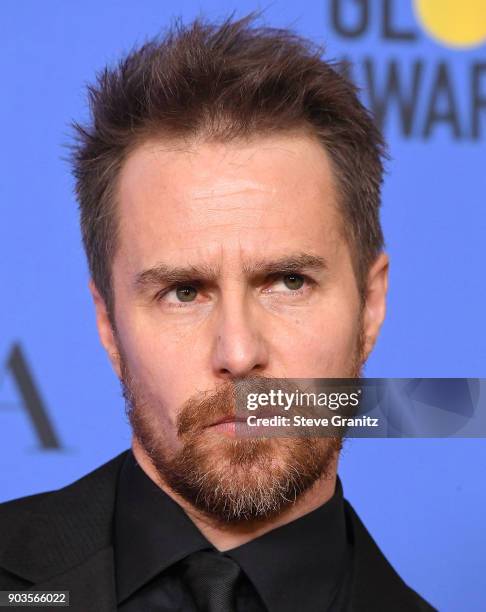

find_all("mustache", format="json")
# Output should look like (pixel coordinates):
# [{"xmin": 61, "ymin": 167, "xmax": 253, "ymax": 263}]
[{"xmin": 177, "ymin": 376, "xmax": 315, "ymax": 437}]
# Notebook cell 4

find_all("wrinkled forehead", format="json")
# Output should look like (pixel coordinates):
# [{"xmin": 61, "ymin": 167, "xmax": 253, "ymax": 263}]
[{"xmin": 114, "ymin": 132, "xmax": 345, "ymax": 272}]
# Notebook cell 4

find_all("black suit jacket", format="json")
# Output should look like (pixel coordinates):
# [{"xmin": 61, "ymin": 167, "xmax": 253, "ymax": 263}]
[{"xmin": 0, "ymin": 451, "xmax": 436, "ymax": 611}]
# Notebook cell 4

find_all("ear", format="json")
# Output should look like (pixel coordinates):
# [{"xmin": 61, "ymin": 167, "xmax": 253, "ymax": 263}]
[
  {"xmin": 89, "ymin": 279, "xmax": 122, "ymax": 378},
  {"xmin": 362, "ymin": 252, "xmax": 389, "ymax": 360}
]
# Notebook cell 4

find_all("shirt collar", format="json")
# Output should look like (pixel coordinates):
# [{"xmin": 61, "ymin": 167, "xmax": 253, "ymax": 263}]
[
  {"xmin": 114, "ymin": 450, "xmax": 350, "ymax": 611},
  {"xmin": 226, "ymin": 477, "xmax": 349, "ymax": 612}
]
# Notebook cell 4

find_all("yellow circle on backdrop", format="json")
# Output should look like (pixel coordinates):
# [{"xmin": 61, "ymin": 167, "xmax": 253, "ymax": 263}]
[{"xmin": 413, "ymin": 0, "xmax": 486, "ymax": 48}]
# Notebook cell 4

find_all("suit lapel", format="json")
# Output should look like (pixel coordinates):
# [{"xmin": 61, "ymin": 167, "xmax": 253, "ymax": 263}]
[
  {"xmin": 33, "ymin": 546, "xmax": 116, "ymax": 612},
  {"xmin": 345, "ymin": 500, "xmax": 433, "ymax": 611}
]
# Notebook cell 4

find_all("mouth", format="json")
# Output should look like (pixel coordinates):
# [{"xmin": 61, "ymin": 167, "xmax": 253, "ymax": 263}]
[
  {"xmin": 206, "ymin": 409, "xmax": 284, "ymax": 436},
  {"xmin": 207, "ymin": 414, "xmax": 247, "ymax": 429}
]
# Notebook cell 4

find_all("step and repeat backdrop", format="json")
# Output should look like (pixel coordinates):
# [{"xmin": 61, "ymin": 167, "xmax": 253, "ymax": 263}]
[{"xmin": 1, "ymin": 1, "xmax": 485, "ymax": 610}]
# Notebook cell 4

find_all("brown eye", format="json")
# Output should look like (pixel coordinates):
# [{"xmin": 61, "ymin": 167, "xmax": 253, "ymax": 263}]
[
  {"xmin": 176, "ymin": 286, "xmax": 198, "ymax": 302},
  {"xmin": 283, "ymin": 274, "xmax": 305, "ymax": 290}
]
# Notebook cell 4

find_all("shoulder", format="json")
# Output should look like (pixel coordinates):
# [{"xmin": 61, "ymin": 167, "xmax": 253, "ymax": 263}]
[
  {"xmin": 0, "ymin": 451, "xmax": 129, "ymax": 563},
  {"xmin": 0, "ymin": 450, "xmax": 128, "ymax": 514},
  {"xmin": 0, "ymin": 491, "xmax": 57, "ymax": 570},
  {"xmin": 0, "ymin": 491, "xmax": 52, "ymax": 541}
]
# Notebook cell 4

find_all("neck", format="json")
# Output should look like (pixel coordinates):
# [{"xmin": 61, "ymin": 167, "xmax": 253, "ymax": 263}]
[{"xmin": 131, "ymin": 438, "xmax": 339, "ymax": 551}]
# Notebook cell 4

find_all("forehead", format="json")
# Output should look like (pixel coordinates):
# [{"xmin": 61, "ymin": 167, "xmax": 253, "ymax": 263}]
[{"xmin": 115, "ymin": 132, "xmax": 343, "ymax": 268}]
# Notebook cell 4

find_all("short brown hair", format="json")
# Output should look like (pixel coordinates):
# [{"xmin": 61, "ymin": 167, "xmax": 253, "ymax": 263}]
[{"xmin": 71, "ymin": 13, "xmax": 386, "ymax": 318}]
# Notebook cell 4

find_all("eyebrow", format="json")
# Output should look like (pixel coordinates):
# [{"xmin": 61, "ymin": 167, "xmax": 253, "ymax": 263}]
[{"xmin": 133, "ymin": 253, "xmax": 328, "ymax": 294}]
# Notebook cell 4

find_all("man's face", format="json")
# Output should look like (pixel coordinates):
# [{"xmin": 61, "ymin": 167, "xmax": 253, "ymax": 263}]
[{"xmin": 92, "ymin": 131, "xmax": 387, "ymax": 522}]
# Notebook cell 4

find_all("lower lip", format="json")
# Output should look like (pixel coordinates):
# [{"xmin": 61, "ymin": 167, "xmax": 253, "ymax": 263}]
[{"xmin": 209, "ymin": 420, "xmax": 248, "ymax": 435}]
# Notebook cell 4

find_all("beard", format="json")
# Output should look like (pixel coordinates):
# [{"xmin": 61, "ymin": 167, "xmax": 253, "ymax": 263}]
[{"xmin": 117, "ymin": 322, "xmax": 365, "ymax": 525}]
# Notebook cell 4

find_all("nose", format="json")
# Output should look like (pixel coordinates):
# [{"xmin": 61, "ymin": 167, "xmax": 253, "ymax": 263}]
[{"xmin": 211, "ymin": 293, "xmax": 269, "ymax": 379}]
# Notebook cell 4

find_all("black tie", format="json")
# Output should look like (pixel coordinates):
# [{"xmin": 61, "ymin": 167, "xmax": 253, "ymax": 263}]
[{"xmin": 179, "ymin": 549, "xmax": 242, "ymax": 612}]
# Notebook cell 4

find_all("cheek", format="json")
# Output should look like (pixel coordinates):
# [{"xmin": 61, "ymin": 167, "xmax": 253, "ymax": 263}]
[
  {"xmin": 275, "ymin": 300, "xmax": 360, "ymax": 377},
  {"xmin": 116, "ymin": 318, "xmax": 200, "ymax": 426}
]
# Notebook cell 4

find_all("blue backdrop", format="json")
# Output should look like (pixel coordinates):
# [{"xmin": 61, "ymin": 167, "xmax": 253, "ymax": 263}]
[{"xmin": 1, "ymin": 2, "xmax": 485, "ymax": 610}]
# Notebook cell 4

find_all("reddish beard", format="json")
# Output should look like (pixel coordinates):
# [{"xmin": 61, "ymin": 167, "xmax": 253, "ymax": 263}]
[{"xmin": 118, "ymin": 323, "xmax": 365, "ymax": 524}]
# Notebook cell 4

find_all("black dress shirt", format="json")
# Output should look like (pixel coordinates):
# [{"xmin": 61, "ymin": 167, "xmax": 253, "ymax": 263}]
[{"xmin": 114, "ymin": 450, "xmax": 352, "ymax": 611}]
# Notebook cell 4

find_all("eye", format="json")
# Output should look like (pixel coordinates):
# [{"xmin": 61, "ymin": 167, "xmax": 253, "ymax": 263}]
[
  {"xmin": 264, "ymin": 273, "xmax": 313, "ymax": 297},
  {"xmin": 174, "ymin": 285, "xmax": 198, "ymax": 302},
  {"xmin": 156, "ymin": 284, "xmax": 200, "ymax": 305},
  {"xmin": 281, "ymin": 274, "xmax": 305, "ymax": 291},
  {"xmin": 175, "ymin": 285, "xmax": 197, "ymax": 302}
]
